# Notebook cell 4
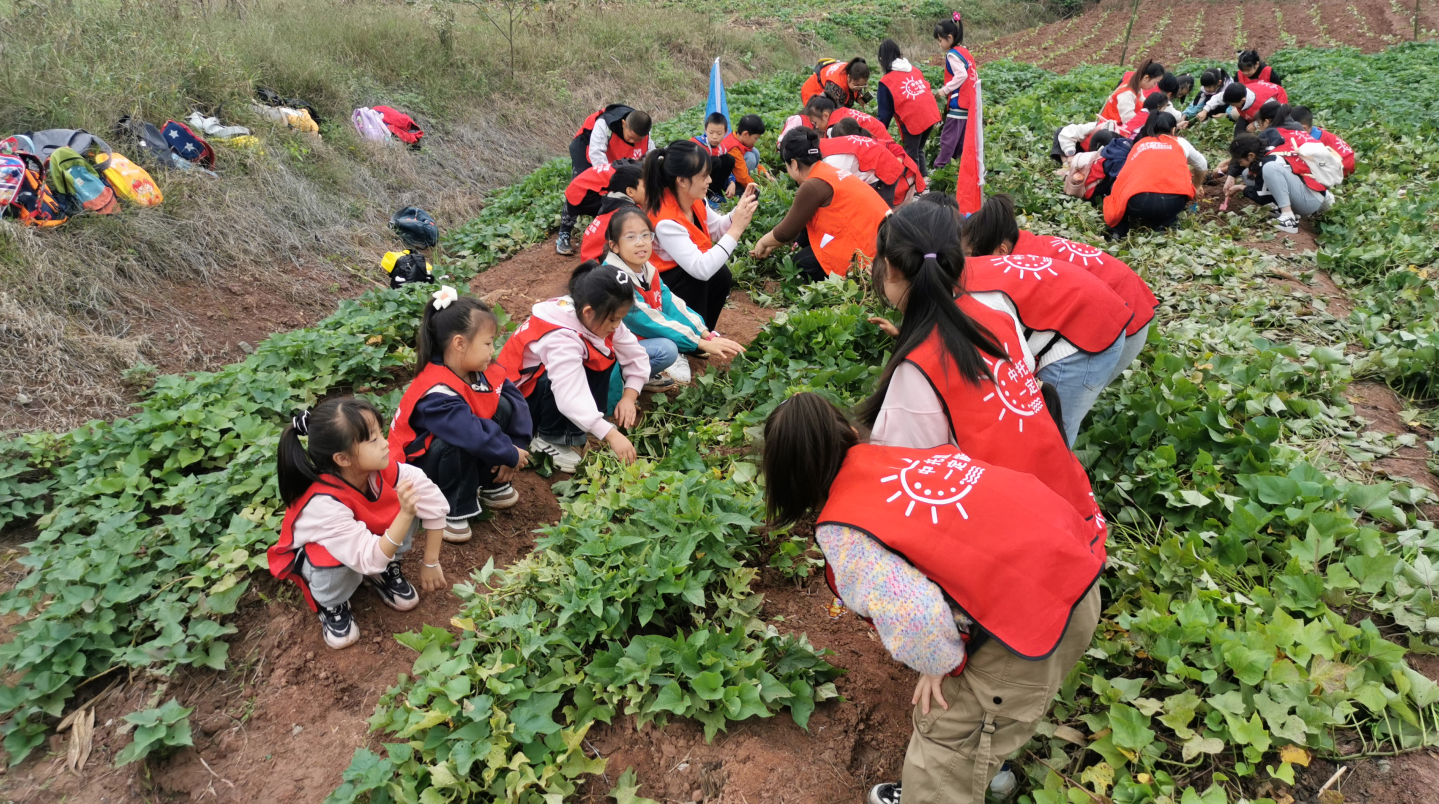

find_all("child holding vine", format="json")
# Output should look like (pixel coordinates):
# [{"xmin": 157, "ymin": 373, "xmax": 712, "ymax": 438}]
[
  {"xmin": 496, "ymin": 262, "xmax": 651, "ymax": 473},
  {"xmin": 271, "ymin": 396, "xmax": 450, "ymax": 650},
  {"xmin": 389, "ymin": 288, "xmax": 532, "ymax": 543},
  {"xmin": 602, "ymin": 206, "xmax": 746, "ymax": 386}
]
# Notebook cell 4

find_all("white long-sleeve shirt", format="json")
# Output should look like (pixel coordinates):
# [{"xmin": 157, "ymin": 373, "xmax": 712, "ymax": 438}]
[
  {"xmin": 290, "ymin": 463, "xmax": 449, "ymax": 575},
  {"xmin": 870, "ymin": 302, "xmax": 1032, "ymax": 448},
  {"xmin": 822, "ymin": 153, "xmax": 875, "ymax": 183},
  {"xmin": 652, "ymin": 205, "xmax": 738, "ymax": 282},
  {"xmin": 1175, "ymin": 136, "xmax": 1209, "ymax": 171},
  {"xmin": 514, "ymin": 297, "xmax": 650, "ymax": 439},
  {"xmin": 587, "ymin": 118, "xmax": 616, "ymax": 169},
  {"xmin": 939, "ymin": 50, "xmax": 968, "ymax": 101},
  {"xmin": 1057, "ymin": 120, "xmax": 1114, "ymax": 157}
]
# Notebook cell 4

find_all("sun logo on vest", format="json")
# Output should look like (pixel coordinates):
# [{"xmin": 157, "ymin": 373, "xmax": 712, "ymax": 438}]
[
  {"xmin": 1050, "ymin": 239, "xmax": 1105, "ymax": 267},
  {"xmin": 899, "ymin": 76, "xmax": 929, "ymax": 101},
  {"xmin": 981, "ymin": 353, "xmax": 1045, "ymax": 431},
  {"xmin": 997, "ymin": 255, "xmax": 1058, "ymax": 280},
  {"xmin": 881, "ymin": 452, "xmax": 986, "ymax": 525}
]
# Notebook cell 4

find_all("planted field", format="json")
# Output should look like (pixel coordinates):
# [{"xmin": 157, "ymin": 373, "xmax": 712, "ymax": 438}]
[{"xmin": 3, "ymin": 7, "xmax": 1439, "ymax": 804}]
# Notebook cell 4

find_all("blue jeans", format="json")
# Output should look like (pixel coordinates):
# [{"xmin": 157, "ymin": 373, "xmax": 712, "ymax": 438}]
[
  {"xmin": 1035, "ymin": 333, "xmax": 1126, "ymax": 447},
  {"xmin": 607, "ymin": 337, "xmax": 679, "ymax": 410},
  {"xmin": 1105, "ymin": 323, "xmax": 1150, "ymax": 386},
  {"xmin": 744, "ymin": 150, "xmax": 759, "ymax": 174}
]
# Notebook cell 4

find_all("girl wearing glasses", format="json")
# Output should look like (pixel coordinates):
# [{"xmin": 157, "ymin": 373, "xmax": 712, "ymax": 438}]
[{"xmin": 603, "ymin": 206, "xmax": 746, "ymax": 386}]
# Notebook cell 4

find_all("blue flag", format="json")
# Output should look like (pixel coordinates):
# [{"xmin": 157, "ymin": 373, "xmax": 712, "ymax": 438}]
[{"xmin": 705, "ymin": 57, "xmax": 730, "ymax": 134}]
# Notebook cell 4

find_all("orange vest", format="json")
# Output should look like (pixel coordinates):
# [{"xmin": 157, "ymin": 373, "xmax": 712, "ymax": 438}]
[
  {"xmin": 801, "ymin": 60, "xmax": 853, "ymax": 106},
  {"xmin": 1103, "ymin": 135, "xmax": 1195, "ymax": 227},
  {"xmin": 646, "ymin": 190, "xmax": 714, "ymax": 274},
  {"xmin": 271, "ymin": 462, "xmax": 402, "ymax": 611},
  {"xmin": 818, "ymin": 443, "xmax": 1105, "ymax": 659},
  {"xmin": 388, "ymin": 362, "xmax": 506, "ymax": 463},
  {"xmin": 803, "ymin": 162, "xmax": 891, "ymax": 277},
  {"xmin": 905, "ymin": 299, "xmax": 1108, "ymax": 543}
]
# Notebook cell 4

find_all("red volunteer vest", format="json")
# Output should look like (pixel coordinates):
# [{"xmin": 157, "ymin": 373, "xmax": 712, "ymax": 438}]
[
  {"xmin": 818, "ymin": 443, "xmax": 1105, "ymax": 659},
  {"xmin": 1119, "ymin": 110, "xmax": 1149, "ymax": 139},
  {"xmin": 962, "ymin": 255, "xmax": 1131, "ymax": 353},
  {"xmin": 803, "ymin": 162, "xmax": 891, "ymax": 277},
  {"xmin": 575, "ymin": 107, "xmax": 651, "ymax": 164},
  {"xmin": 1237, "ymin": 82, "xmax": 1288, "ymax": 120},
  {"xmin": 879, "ymin": 67, "xmax": 942, "ymax": 134},
  {"xmin": 819, "ymin": 136, "xmax": 904, "ymax": 184},
  {"xmin": 1269, "ymin": 128, "xmax": 1328, "ymax": 193},
  {"xmin": 944, "ymin": 46, "xmax": 984, "ymax": 214},
  {"xmin": 495, "ymin": 306, "xmax": 617, "ymax": 397},
  {"xmin": 1012, "ymin": 230, "xmax": 1157, "ymax": 336},
  {"xmin": 905, "ymin": 300, "xmax": 1107, "ymax": 542},
  {"xmin": 827, "ymin": 107, "xmax": 895, "ymax": 145},
  {"xmin": 388, "ymin": 362, "xmax": 506, "ymax": 463},
  {"xmin": 632, "ymin": 270, "xmax": 663, "ymax": 311},
  {"xmin": 647, "ymin": 190, "xmax": 714, "ymax": 273},
  {"xmin": 580, "ymin": 209, "xmax": 617, "ymax": 262},
  {"xmin": 271, "ymin": 461, "xmax": 402, "ymax": 611},
  {"xmin": 1238, "ymin": 65, "xmax": 1275, "ymax": 85},
  {"xmin": 564, "ymin": 162, "xmax": 615, "ymax": 206},
  {"xmin": 1313, "ymin": 128, "xmax": 1355, "ymax": 176},
  {"xmin": 1103, "ymin": 135, "xmax": 1195, "ymax": 227},
  {"xmin": 691, "ymin": 136, "xmax": 725, "ymax": 156}
]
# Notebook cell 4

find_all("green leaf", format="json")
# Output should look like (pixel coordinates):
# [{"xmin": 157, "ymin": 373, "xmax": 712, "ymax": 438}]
[
  {"xmin": 1108, "ymin": 704, "xmax": 1156, "ymax": 752},
  {"xmin": 510, "ymin": 692, "xmax": 563, "ymax": 743},
  {"xmin": 609, "ymin": 767, "xmax": 660, "ymax": 804}
]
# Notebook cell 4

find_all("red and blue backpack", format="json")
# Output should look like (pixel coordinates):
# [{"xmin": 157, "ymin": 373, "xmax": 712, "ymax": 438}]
[{"xmin": 160, "ymin": 120, "xmax": 216, "ymax": 168}]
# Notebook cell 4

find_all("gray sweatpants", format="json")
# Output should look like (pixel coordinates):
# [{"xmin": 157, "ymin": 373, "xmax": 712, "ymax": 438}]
[
  {"xmin": 299, "ymin": 523, "xmax": 414, "ymax": 608},
  {"xmin": 1261, "ymin": 160, "xmax": 1326, "ymax": 216}
]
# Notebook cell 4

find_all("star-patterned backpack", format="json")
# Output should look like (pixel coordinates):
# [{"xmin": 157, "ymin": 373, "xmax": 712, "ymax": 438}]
[{"xmin": 160, "ymin": 120, "xmax": 216, "ymax": 169}]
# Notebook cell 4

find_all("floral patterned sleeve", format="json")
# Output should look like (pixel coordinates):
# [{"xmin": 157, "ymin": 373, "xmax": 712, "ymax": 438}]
[{"xmin": 814, "ymin": 523, "xmax": 967, "ymax": 676}]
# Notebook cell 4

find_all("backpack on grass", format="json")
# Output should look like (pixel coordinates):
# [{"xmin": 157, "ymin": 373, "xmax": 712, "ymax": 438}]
[
  {"xmin": 2, "ymin": 152, "xmax": 67, "ymax": 228},
  {"xmin": 95, "ymin": 152, "xmax": 162, "ymax": 206},
  {"xmin": 390, "ymin": 207, "xmax": 438, "ymax": 249},
  {"xmin": 161, "ymin": 120, "xmax": 216, "ymax": 168},
  {"xmin": 47, "ymin": 147, "xmax": 119, "ymax": 215},
  {"xmin": 1296, "ymin": 142, "xmax": 1345, "ymax": 188},
  {"xmin": 352, "ymin": 107, "xmax": 391, "ymax": 142},
  {"xmin": 382, "ymin": 250, "xmax": 434, "ymax": 289}
]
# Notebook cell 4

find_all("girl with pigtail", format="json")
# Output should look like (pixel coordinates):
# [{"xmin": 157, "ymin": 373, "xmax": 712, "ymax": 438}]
[
  {"xmin": 270, "ymin": 397, "xmax": 450, "ymax": 650},
  {"xmin": 389, "ymin": 287, "xmax": 533, "ymax": 543}
]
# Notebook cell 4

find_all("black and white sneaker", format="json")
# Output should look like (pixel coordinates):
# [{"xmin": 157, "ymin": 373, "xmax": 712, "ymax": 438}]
[
  {"xmin": 318, "ymin": 601, "xmax": 360, "ymax": 649},
  {"xmin": 868, "ymin": 782, "xmax": 901, "ymax": 804},
  {"xmin": 555, "ymin": 232, "xmax": 574, "ymax": 256},
  {"xmin": 1274, "ymin": 214, "xmax": 1299, "ymax": 234},
  {"xmin": 367, "ymin": 561, "xmax": 420, "ymax": 612}
]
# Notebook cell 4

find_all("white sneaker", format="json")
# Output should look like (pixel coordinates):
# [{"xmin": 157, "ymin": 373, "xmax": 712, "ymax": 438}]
[
  {"xmin": 530, "ymin": 437, "xmax": 582, "ymax": 474},
  {"xmin": 1274, "ymin": 214, "xmax": 1299, "ymax": 234},
  {"xmin": 664, "ymin": 359, "xmax": 692, "ymax": 384}
]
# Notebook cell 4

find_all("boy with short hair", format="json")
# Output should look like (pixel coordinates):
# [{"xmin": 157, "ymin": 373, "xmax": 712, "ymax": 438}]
[
  {"xmin": 557, "ymin": 158, "xmax": 642, "ymax": 257},
  {"xmin": 577, "ymin": 164, "xmax": 648, "ymax": 262},
  {"xmin": 692, "ymin": 112, "xmax": 737, "ymax": 207},
  {"xmin": 723, "ymin": 114, "xmax": 766, "ymax": 189}
]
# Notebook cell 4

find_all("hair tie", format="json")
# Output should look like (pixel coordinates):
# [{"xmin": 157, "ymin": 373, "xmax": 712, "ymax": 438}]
[
  {"xmin": 291, "ymin": 410, "xmax": 311, "ymax": 436},
  {"xmin": 807, "ymin": 148, "xmax": 819, "ymax": 155},
  {"xmin": 923, "ymin": 253, "xmax": 938, "ymax": 260},
  {"xmin": 952, "ymin": 10, "xmax": 962, "ymax": 22},
  {"xmin": 615, "ymin": 269, "xmax": 630, "ymax": 285},
  {"xmin": 431, "ymin": 285, "xmax": 458, "ymax": 310}
]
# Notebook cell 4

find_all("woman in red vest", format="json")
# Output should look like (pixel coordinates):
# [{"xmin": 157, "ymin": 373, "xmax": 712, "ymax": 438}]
[
  {"xmin": 1103, "ymin": 112, "xmax": 1208, "ymax": 238},
  {"xmin": 643, "ymin": 140, "xmax": 759, "ymax": 331},
  {"xmin": 389, "ymin": 291, "xmax": 534, "ymax": 541},
  {"xmin": 876, "ymin": 39, "xmax": 941, "ymax": 177},
  {"xmin": 272, "ymin": 397, "xmax": 450, "ymax": 649},
  {"xmin": 761, "ymin": 392, "xmax": 1104, "ymax": 804},
  {"xmin": 1097, "ymin": 59, "xmax": 1166, "ymax": 126},
  {"xmin": 750, "ymin": 128, "xmax": 892, "ymax": 283},
  {"xmin": 800, "ymin": 57, "xmax": 872, "ymax": 108},
  {"xmin": 495, "ymin": 263, "xmax": 653, "ymax": 473},
  {"xmin": 933, "ymin": 14, "xmax": 985, "ymax": 213}
]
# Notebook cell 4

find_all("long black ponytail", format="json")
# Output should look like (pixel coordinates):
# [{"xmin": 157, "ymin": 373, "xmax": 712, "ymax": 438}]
[
  {"xmin": 1134, "ymin": 111, "xmax": 1178, "ymax": 142},
  {"xmin": 278, "ymin": 396, "xmax": 385, "ymax": 506},
  {"xmin": 855, "ymin": 203, "xmax": 1006, "ymax": 428},
  {"xmin": 877, "ymin": 39, "xmax": 902, "ymax": 74}
]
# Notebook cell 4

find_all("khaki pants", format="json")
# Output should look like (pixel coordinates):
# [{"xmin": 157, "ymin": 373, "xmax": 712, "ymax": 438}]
[{"xmin": 901, "ymin": 584, "xmax": 1102, "ymax": 804}]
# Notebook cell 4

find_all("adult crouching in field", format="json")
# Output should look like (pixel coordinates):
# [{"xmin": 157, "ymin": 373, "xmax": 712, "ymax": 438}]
[
  {"xmin": 1098, "ymin": 59, "xmax": 1166, "ymax": 127},
  {"xmin": 643, "ymin": 140, "xmax": 759, "ymax": 331},
  {"xmin": 800, "ymin": 57, "xmax": 872, "ymax": 108},
  {"xmin": 876, "ymin": 39, "xmax": 941, "ymax": 177},
  {"xmin": 750, "ymin": 127, "xmax": 891, "ymax": 283},
  {"xmin": 1102, "ymin": 112, "xmax": 1207, "ymax": 239},
  {"xmin": 761, "ymin": 393, "xmax": 1104, "ymax": 804},
  {"xmin": 570, "ymin": 104, "xmax": 652, "ymax": 176}
]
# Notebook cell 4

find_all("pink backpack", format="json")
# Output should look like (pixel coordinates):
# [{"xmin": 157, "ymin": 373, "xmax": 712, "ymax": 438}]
[{"xmin": 351, "ymin": 107, "xmax": 391, "ymax": 142}]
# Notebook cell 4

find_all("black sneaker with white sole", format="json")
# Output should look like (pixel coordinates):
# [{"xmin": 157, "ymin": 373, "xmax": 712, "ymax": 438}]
[
  {"xmin": 555, "ymin": 232, "xmax": 574, "ymax": 256},
  {"xmin": 318, "ymin": 600, "xmax": 360, "ymax": 649},
  {"xmin": 868, "ymin": 782, "xmax": 901, "ymax": 804},
  {"xmin": 367, "ymin": 561, "xmax": 420, "ymax": 612}
]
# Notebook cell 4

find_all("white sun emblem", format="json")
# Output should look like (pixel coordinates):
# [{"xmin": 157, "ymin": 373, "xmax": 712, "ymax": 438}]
[
  {"xmin": 899, "ymin": 76, "xmax": 929, "ymax": 100},
  {"xmin": 981, "ymin": 352, "xmax": 1045, "ymax": 432},
  {"xmin": 997, "ymin": 255, "xmax": 1058, "ymax": 280},
  {"xmin": 1050, "ymin": 238, "xmax": 1106, "ymax": 267},
  {"xmin": 881, "ymin": 453, "xmax": 986, "ymax": 524}
]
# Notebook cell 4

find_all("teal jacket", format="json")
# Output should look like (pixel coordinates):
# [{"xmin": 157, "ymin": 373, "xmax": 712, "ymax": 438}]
[{"xmin": 604, "ymin": 252, "xmax": 707, "ymax": 352}]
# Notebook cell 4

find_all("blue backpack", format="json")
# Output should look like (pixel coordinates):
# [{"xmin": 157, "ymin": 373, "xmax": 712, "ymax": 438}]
[{"xmin": 161, "ymin": 120, "xmax": 215, "ymax": 168}]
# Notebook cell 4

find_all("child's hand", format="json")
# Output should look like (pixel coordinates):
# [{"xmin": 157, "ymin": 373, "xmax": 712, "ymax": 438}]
[
  {"xmin": 419, "ymin": 563, "xmax": 446, "ymax": 593},
  {"xmin": 614, "ymin": 397, "xmax": 638, "ymax": 428},
  {"xmin": 395, "ymin": 479, "xmax": 419, "ymax": 516},
  {"xmin": 515, "ymin": 447, "xmax": 530, "ymax": 470},
  {"xmin": 725, "ymin": 181, "xmax": 736, "ymax": 199},
  {"xmin": 868, "ymin": 316, "xmax": 900, "ymax": 338},
  {"xmin": 912, "ymin": 674, "xmax": 950, "ymax": 715},
  {"xmin": 495, "ymin": 464, "xmax": 515, "ymax": 483},
  {"xmin": 698, "ymin": 337, "xmax": 746, "ymax": 359},
  {"xmin": 604, "ymin": 429, "xmax": 637, "ymax": 464}
]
